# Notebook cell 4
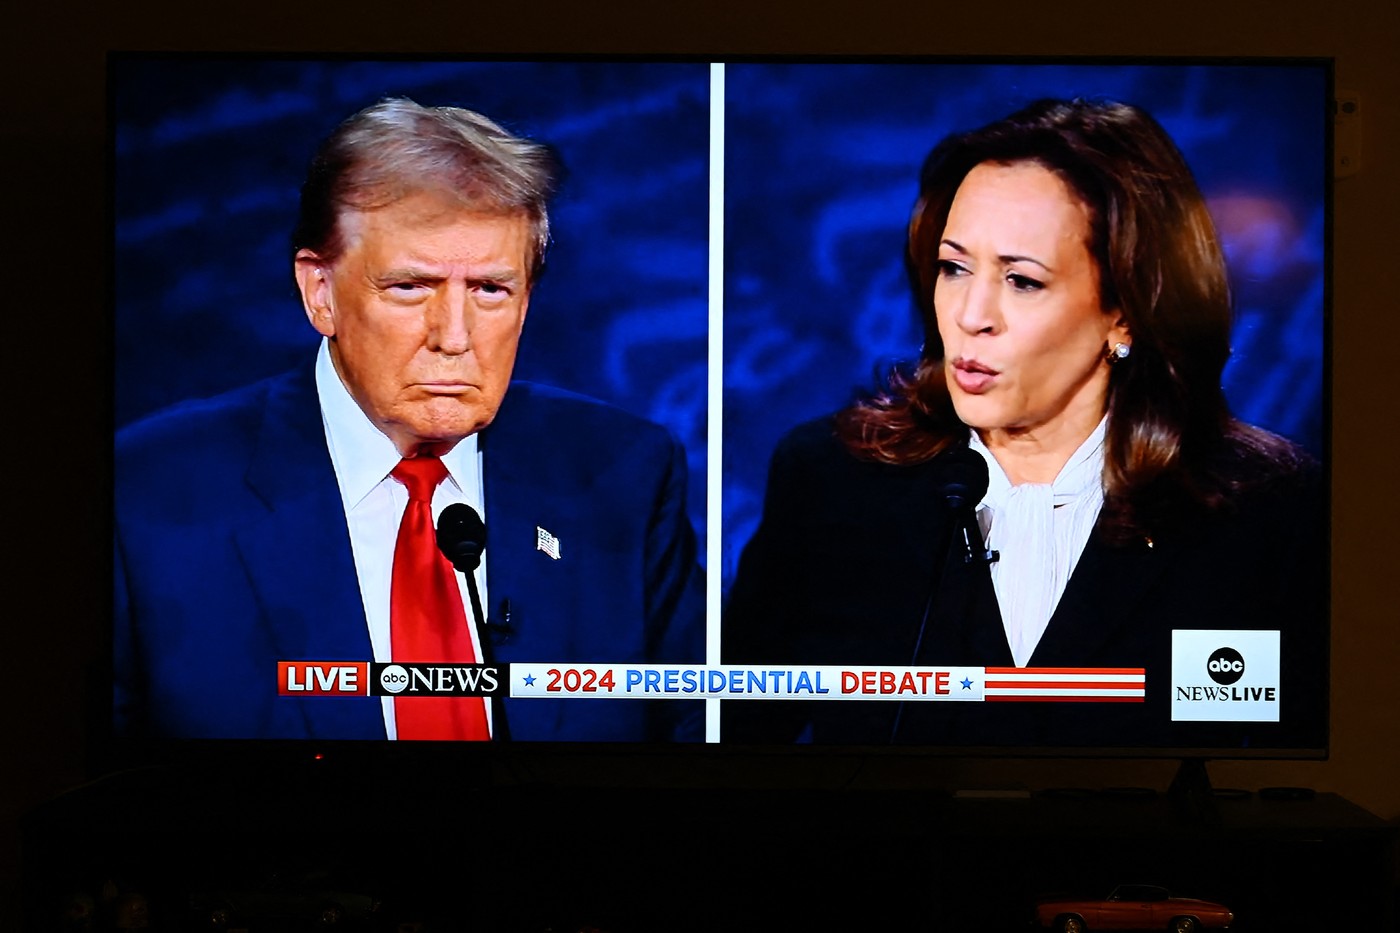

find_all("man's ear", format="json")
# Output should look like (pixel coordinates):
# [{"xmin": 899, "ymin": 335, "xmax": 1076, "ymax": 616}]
[{"xmin": 294, "ymin": 250, "xmax": 336, "ymax": 338}]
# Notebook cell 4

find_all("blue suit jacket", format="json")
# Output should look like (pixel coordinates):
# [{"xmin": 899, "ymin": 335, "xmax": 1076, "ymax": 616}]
[{"xmin": 114, "ymin": 364, "xmax": 705, "ymax": 741}]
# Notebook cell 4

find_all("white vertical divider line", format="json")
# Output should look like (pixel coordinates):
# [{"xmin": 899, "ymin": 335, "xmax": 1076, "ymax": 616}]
[{"xmin": 705, "ymin": 62, "xmax": 726, "ymax": 743}]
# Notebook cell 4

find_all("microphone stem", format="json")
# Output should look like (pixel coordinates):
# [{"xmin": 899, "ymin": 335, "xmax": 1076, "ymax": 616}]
[
  {"xmin": 461, "ymin": 570, "xmax": 510, "ymax": 742},
  {"xmin": 464, "ymin": 573, "xmax": 487, "ymax": 653}
]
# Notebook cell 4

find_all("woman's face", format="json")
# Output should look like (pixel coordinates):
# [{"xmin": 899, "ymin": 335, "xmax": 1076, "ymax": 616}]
[{"xmin": 935, "ymin": 161, "xmax": 1128, "ymax": 446}]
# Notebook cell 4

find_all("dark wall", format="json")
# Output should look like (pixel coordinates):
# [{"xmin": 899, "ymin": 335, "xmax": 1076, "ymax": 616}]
[{"xmin": 7, "ymin": 2, "xmax": 1399, "ymax": 924}]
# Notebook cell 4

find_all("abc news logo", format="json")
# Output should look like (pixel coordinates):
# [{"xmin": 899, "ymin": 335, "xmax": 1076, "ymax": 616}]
[
  {"xmin": 278, "ymin": 662, "xmax": 506, "ymax": 697},
  {"xmin": 1207, "ymin": 647, "xmax": 1246, "ymax": 685},
  {"xmin": 1175, "ymin": 646, "xmax": 1276, "ymax": 703},
  {"xmin": 1170, "ymin": 630, "xmax": 1280, "ymax": 722},
  {"xmin": 374, "ymin": 663, "xmax": 502, "ymax": 696}
]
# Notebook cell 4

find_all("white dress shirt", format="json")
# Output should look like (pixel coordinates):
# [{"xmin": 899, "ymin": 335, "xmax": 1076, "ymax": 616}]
[
  {"xmin": 969, "ymin": 417, "xmax": 1107, "ymax": 667},
  {"xmin": 314, "ymin": 340, "xmax": 490, "ymax": 738}
]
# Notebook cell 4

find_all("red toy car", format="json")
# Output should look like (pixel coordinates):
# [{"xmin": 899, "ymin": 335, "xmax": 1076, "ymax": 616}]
[{"xmin": 1035, "ymin": 884, "xmax": 1233, "ymax": 932}]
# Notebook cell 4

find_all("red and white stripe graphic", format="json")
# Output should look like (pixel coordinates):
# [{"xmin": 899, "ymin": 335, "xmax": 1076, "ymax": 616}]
[{"xmin": 983, "ymin": 667, "xmax": 1145, "ymax": 702}]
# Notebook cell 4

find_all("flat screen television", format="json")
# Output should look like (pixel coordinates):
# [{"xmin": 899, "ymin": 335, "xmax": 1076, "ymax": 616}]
[{"xmin": 110, "ymin": 55, "xmax": 1330, "ymax": 760}]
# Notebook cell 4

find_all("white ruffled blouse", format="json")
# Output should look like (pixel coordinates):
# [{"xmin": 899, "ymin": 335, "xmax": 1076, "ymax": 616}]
[{"xmin": 967, "ymin": 417, "xmax": 1107, "ymax": 667}]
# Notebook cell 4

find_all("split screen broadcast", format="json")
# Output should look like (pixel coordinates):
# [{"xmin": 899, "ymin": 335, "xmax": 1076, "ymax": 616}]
[{"xmin": 113, "ymin": 59, "xmax": 1328, "ymax": 749}]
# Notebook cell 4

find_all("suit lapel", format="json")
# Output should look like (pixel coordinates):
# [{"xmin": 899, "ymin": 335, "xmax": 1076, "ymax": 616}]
[
  {"xmin": 918, "ymin": 482, "xmax": 1173, "ymax": 670},
  {"xmin": 1028, "ymin": 528, "xmax": 1168, "ymax": 667},
  {"xmin": 481, "ymin": 387, "xmax": 568, "ymax": 654},
  {"xmin": 478, "ymin": 384, "xmax": 584, "ymax": 740},
  {"xmin": 914, "ymin": 532, "xmax": 1013, "ymax": 667},
  {"xmin": 234, "ymin": 366, "xmax": 384, "ymax": 739}
]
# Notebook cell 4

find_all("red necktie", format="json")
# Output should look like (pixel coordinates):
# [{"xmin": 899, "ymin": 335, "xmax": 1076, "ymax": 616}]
[{"xmin": 389, "ymin": 457, "xmax": 490, "ymax": 741}]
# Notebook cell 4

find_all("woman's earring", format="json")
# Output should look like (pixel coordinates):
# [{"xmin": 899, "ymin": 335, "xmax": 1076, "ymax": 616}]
[{"xmin": 1107, "ymin": 342, "xmax": 1131, "ymax": 363}]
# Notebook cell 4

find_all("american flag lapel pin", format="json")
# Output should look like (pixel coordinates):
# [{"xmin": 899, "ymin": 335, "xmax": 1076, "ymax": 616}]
[{"xmin": 536, "ymin": 526, "xmax": 561, "ymax": 560}]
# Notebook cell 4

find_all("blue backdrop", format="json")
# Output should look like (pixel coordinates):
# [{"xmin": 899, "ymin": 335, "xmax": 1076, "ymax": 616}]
[
  {"xmin": 111, "ymin": 59, "xmax": 1330, "ymax": 602},
  {"xmin": 720, "ymin": 62, "xmax": 1329, "ymax": 595},
  {"xmin": 112, "ymin": 59, "xmax": 712, "ymax": 551}
]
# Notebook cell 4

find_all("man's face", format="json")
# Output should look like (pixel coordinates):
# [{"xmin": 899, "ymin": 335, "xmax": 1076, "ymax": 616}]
[{"xmin": 295, "ymin": 192, "xmax": 533, "ymax": 456}]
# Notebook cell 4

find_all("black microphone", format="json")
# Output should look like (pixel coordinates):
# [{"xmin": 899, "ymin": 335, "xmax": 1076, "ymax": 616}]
[
  {"xmin": 436, "ymin": 503, "xmax": 486, "ymax": 573},
  {"xmin": 435, "ymin": 501, "xmax": 489, "ymax": 635},
  {"xmin": 938, "ymin": 446, "xmax": 998, "ymax": 564},
  {"xmin": 435, "ymin": 504, "xmax": 513, "ymax": 641},
  {"xmin": 939, "ymin": 445, "xmax": 989, "ymax": 512},
  {"xmin": 435, "ymin": 503, "xmax": 511, "ymax": 741},
  {"xmin": 894, "ymin": 444, "xmax": 996, "ymax": 742}
]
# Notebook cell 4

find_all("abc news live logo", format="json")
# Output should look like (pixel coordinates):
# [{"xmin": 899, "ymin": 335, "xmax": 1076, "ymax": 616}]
[
  {"xmin": 278, "ymin": 662, "xmax": 506, "ymax": 697},
  {"xmin": 1170, "ymin": 630, "xmax": 1280, "ymax": 723}
]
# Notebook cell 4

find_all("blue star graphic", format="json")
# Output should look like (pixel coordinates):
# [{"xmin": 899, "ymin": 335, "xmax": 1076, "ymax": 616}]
[
  {"xmin": 961, "ymin": 677, "xmax": 973, "ymax": 690},
  {"xmin": 523, "ymin": 674, "xmax": 537, "ymax": 686}
]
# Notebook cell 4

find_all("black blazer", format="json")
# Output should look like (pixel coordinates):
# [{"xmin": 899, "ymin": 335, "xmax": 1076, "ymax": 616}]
[{"xmin": 722, "ymin": 416, "xmax": 1327, "ymax": 750}]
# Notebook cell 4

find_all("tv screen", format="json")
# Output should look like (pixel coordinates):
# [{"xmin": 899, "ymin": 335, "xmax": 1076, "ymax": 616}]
[{"xmin": 111, "ymin": 56, "xmax": 1329, "ymax": 756}]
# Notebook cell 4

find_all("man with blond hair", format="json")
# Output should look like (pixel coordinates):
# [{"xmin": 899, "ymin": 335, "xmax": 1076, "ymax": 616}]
[{"xmin": 115, "ymin": 99, "xmax": 705, "ymax": 742}]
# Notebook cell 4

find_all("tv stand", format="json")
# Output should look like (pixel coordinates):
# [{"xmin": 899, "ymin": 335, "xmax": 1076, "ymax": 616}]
[
  {"xmin": 23, "ymin": 769, "xmax": 1397, "ymax": 931},
  {"xmin": 1168, "ymin": 757, "xmax": 1217, "ymax": 823}
]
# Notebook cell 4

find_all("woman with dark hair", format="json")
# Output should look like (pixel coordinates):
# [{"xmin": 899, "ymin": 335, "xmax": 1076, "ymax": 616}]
[{"xmin": 722, "ymin": 99, "xmax": 1325, "ymax": 747}]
